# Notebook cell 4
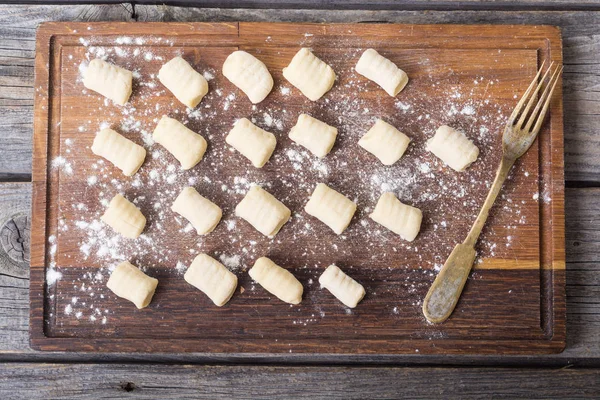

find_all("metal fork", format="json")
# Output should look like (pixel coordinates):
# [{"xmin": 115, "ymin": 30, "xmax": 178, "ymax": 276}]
[{"xmin": 422, "ymin": 61, "xmax": 563, "ymax": 324}]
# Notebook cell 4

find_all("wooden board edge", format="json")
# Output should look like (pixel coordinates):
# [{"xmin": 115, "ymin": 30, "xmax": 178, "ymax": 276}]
[
  {"xmin": 29, "ymin": 21, "xmax": 54, "ymax": 348},
  {"xmin": 28, "ymin": 22, "xmax": 567, "ymax": 355},
  {"xmin": 36, "ymin": 21, "xmax": 241, "ymax": 37},
  {"xmin": 548, "ymin": 24, "xmax": 567, "ymax": 353},
  {"xmin": 28, "ymin": 334, "xmax": 567, "ymax": 354},
  {"xmin": 238, "ymin": 22, "xmax": 564, "ymax": 39}
]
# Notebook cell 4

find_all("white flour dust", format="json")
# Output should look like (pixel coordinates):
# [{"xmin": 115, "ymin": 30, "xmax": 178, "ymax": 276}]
[{"xmin": 47, "ymin": 36, "xmax": 536, "ymax": 329}]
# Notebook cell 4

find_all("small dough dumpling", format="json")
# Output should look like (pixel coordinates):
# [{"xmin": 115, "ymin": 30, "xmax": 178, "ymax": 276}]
[
  {"xmin": 358, "ymin": 119, "xmax": 410, "ymax": 166},
  {"xmin": 222, "ymin": 50, "xmax": 274, "ymax": 104},
  {"xmin": 225, "ymin": 118, "xmax": 276, "ymax": 168},
  {"xmin": 83, "ymin": 59, "xmax": 133, "ymax": 105},
  {"xmin": 172, "ymin": 187, "xmax": 222, "ymax": 235},
  {"xmin": 106, "ymin": 261, "xmax": 158, "ymax": 309},
  {"xmin": 248, "ymin": 257, "xmax": 303, "ymax": 305},
  {"xmin": 158, "ymin": 56, "xmax": 209, "ymax": 108},
  {"xmin": 289, "ymin": 114, "xmax": 337, "ymax": 158},
  {"xmin": 304, "ymin": 183, "xmax": 357, "ymax": 235},
  {"xmin": 369, "ymin": 192, "xmax": 422, "ymax": 242},
  {"xmin": 184, "ymin": 253, "xmax": 238, "ymax": 307},
  {"xmin": 319, "ymin": 265, "xmax": 365, "ymax": 308},
  {"xmin": 355, "ymin": 49, "xmax": 409, "ymax": 97},
  {"xmin": 235, "ymin": 186, "xmax": 291, "ymax": 238},
  {"xmin": 282, "ymin": 48, "xmax": 336, "ymax": 101},
  {"xmin": 153, "ymin": 116, "xmax": 208, "ymax": 170},
  {"xmin": 101, "ymin": 193, "xmax": 146, "ymax": 239},
  {"xmin": 426, "ymin": 125, "xmax": 479, "ymax": 172},
  {"xmin": 91, "ymin": 128, "xmax": 146, "ymax": 176}
]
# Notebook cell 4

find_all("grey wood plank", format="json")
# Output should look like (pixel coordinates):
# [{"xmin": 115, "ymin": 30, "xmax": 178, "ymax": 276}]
[
  {"xmin": 141, "ymin": 0, "xmax": 600, "ymax": 11},
  {"xmin": 0, "ymin": 363, "xmax": 598, "ymax": 399},
  {"xmin": 1, "ymin": 5, "xmax": 600, "ymax": 182},
  {"xmin": 4, "ymin": 0, "xmax": 600, "ymax": 11},
  {"xmin": 0, "ymin": 183, "xmax": 30, "ymax": 354},
  {"xmin": 0, "ymin": 183, "xmax": 597, "ymax": 364}
]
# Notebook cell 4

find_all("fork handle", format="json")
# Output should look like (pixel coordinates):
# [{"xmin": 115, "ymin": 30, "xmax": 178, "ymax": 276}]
[
  {"xmin": 464, "ymin": 156, "xmax": 515, "ymax": 247},
  {"xmin": 422, "ymin": 156, "xmax": 515, "ymax": 323}
]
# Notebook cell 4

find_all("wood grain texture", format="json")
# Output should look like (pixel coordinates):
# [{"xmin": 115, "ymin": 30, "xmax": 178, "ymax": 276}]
[
  {"xmin": 28, "ymin": 21, "xmax": 564, "ymax": 354},
  {"xmin": 0, "ymin": 183, "xmax": 30, "ymax": 354},
  {"xmin": 0, "ymin": 0, "xmax": 594, "ymax": 364},
  {"xmin": 4, "ymin": 0, "xmax": 600, "ymax": 11},
  {"xmin": 0, "ymin": 363, "xmax": 599, "ymax": 399}
]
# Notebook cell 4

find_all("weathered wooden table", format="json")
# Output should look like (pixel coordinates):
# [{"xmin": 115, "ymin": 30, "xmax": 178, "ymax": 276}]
[{"xmin": 0, "ymin": 2, "xmax": 599, "ymax": 398}]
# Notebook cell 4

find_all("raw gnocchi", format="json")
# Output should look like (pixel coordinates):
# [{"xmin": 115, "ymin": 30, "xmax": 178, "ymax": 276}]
[
  {"xmin": 106, "ymin": 261, "xmax": 158, "ymax": 309},
  {"xmin": 153, "ymin": 116, "xmax": 208, "ymax": 170},
  {"xmin": 282, "ymin": 48, "xmax": 336, "ymax": 101},
  {"xmin": 83, "ymin": 59, "xmax": 133, "ymax": 106},
  {"xmin": 101, "ymin": 194, "xmax": 146, "ymax": 239},
  {"xmin": 289, "ymin": 114, "xmax": 337, "ymax": 158},
  {"xmin": 184, "ymin": 254, "xmax": 238, "ymax": 307},
  {"xmin": 319, "ymin": 264, "xmax": 365, "ymax": 308},
  {"xmin": 225, "ymin": 118, "xmax": 276, "ymax": 168},
  {"xmin": 358, "ymin": 119, "xmax": 411, "ymax": 165},
  {"xmin": 369, "ymin": 192, "xmax": 422, "ymax": 242},
  {"xmin": 171, "ymin": 187, "xmax": 222, "ymax": 235},
  {"xmin": 222, "ymin": 50, "xmax": 274, "ymax": 104},
  {"xmin": 355, "ymin": 49, "xmax": 409, "ymax": 97},
  {"xmin": 158, "ymin": 56, "xmax": 209, "ymax": 108},
  {"xmin": 304, "ymin": 183, "xmax": 357, "ymax": 235},
  {"xmin": 248, "ymin": 257, "xmax": 303, "ymax": 305},
  {"xmin": 235, "ymin": 186, "xmax": 291, "ymax": 238},
  {"xmin": 91, "ymin": 128, "xmax": 146, "ymax": 176},
  {"xmin": 426, "ymin": 125, "xmax": 479, "ymax": 172}
]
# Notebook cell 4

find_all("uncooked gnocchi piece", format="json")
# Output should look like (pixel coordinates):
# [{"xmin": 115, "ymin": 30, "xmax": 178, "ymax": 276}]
[
  {"xmin": 369, "ymin": 192, "xmax": 422, "ymax": 242},
  {"xmin": 106, "ymin": 261, "xmax": 158, "ymax": 309},
  {"xmin": 358, "ymin": 119, "xmax": 410, "ymax": 165},
  {"xmin": 83, "ymin": 59, "xmax": 133, "ymax": 106},
  {"xmin": 172, "ymin": 187, "xmax": 222, "ymax": 235},
  {"xmin": 319, "ymin": 264, "xmax": 365, "ymax": 308},
  {"xmin": 153, "ymin": 116, "xmax": 208, "ymax": 170},
  {"xmin": 282, "ymin": 48, "xmax": 336, "ymax": 101},
  {"xmin": 158, "ymin": 56, "xmax": 209, "ymax": 108},
  {"xmin": 184, "ymin": 253, "xmax": 238, "ymax": 307},
  {"xmin": 225, "ymin": 118, "xmax": 276, "ymax": 168},
  {"xmin": 235, "ymin": 186, "xmax": 291, "ymax": 238},
  {"xmin": 248, "ymin": 257, "xmax": 303, "ymax": 305},
  {"xmin": 101, "ymin": 194, "xmax": 146, "ymax": 239},
  {"xmin": 304, "ymin": 183, "xmax": 357, "ymax": 235},
  {"xmin": 426, "ymin": 125, "xmax": 479, "ymax": 172},
  {"xmin": 222, "ymin": 50, "xmax": 274, "ymax": 104},
  {"xmin": 355, "ymin": 49, "xmax": 409, "ymax": 97},
  {"xmin": 91, "ymin": 128, "xmax": 146, "ymax": 176},
  {"xmin": 289, "ymin": 114, "xmax": 337, "ymax": 158}
]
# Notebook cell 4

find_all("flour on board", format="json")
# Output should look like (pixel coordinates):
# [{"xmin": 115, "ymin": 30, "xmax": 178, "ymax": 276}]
[{"xmin": 48, "ymin": 37, "xmax": 534, "ymax": 327}]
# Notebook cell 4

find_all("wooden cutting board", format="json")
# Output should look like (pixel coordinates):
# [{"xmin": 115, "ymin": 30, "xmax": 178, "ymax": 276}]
[{"xmin": 30, "ymin": 22, "xmax": 565, "ymax": 354}]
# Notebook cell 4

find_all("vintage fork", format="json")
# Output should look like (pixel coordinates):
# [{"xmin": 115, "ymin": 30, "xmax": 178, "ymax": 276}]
[{"xmin": 422, "ymin": 61, "xmax": 563, "ymax": 324}]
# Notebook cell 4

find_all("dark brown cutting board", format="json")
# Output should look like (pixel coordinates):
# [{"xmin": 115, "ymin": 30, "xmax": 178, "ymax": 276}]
[{"xmin": 30, "ymin": 22, "xmax": 565, "ymax": 354}]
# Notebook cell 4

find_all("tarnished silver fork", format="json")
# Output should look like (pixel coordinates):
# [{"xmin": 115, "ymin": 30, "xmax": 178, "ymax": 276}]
[{"xmin": 422, "ymin": 61, "xmax": 563, "ymax": 324}]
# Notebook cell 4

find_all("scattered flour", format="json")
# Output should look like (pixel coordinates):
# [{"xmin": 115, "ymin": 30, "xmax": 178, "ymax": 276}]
[
  {"xmin": 46, "ymin": 268, "xmax": 62, "ymax": 286},
  {"xmin": 175, "ymin": 261, "xmax": 187, "ymax": 274},
  {"xmin": 52, "ymin": 43, "xmax": 525, "ymax": 329},
  {"xmin": 219, "ymin": 254, "xmax": 241, "ymax": 271}
]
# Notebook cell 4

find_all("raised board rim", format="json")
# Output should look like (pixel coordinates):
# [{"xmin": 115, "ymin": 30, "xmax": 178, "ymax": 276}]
[{"xmin": 30, "ymin": 22, "xmax": 565, "ymax": 354}]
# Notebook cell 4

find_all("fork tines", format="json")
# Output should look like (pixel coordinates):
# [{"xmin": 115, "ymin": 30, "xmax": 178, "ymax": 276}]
[{"xmin": 507, "ymin": 61, "xmax": 563, "ymax": 135}]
